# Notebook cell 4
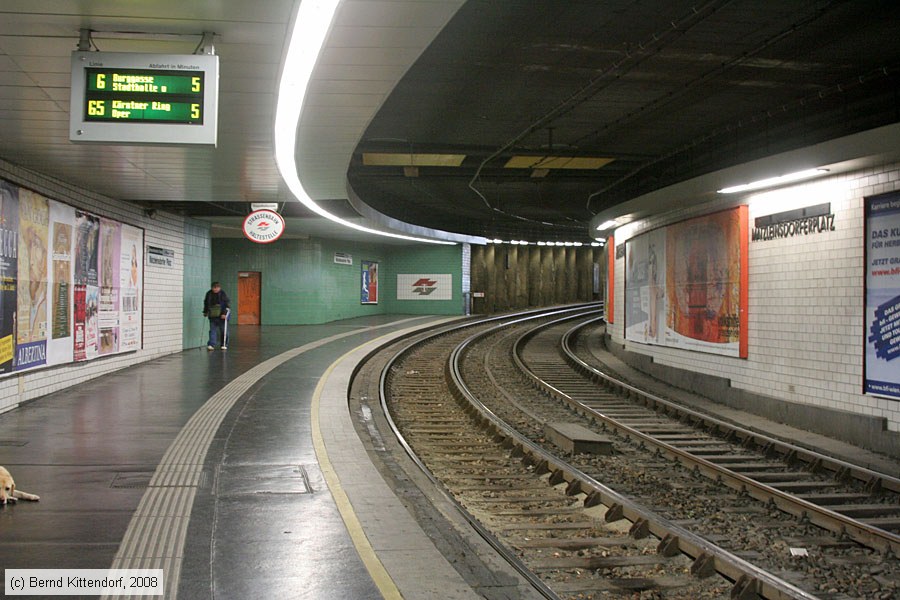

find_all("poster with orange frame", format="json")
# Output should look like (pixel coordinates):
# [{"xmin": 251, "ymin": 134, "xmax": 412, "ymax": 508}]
[
  {"xmin": 625, "ymin": 206, "xmax": 748, "ymax": 358},
  {"xmin": 666, "ymin": 206, "xmax": 748, "ymax": 357}
]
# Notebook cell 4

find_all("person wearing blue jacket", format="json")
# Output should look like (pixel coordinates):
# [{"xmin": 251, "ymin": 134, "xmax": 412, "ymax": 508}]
[{"xmin": 203, "ymin": 281, "xmax": 231, "ymax": 350}]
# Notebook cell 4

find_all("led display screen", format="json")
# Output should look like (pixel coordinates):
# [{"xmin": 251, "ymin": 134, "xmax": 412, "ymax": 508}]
[{"xmin": 70, "ymin": 51, "xmax": 218, "ymax": 145}]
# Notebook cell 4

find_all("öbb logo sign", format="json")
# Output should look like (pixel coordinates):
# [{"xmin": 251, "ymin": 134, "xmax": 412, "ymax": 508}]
[{"xmin": 411, "ymin": 278, "xmax": 438, "ymax": 295}]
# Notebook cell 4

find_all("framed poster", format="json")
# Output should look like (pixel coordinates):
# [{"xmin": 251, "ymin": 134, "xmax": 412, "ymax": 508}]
[
  {"xmin": 864, "ymin": 191, "xmax": 900, "ymax": 400},
  {"xmin": 361, "ymin": 260, "xmax": 378, "ymax": 304},
  {"xmin": 0, "ymin": 177, "xmax": 144, "ymax": 375},
  {"xmin": 625, "ymin": 206, "xmax": 748, "ymax": 358}
]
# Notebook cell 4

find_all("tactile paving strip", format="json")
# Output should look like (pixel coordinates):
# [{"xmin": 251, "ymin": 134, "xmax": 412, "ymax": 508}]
[{"xmin": 103, "ymin": 318, "xmax": 427, "ymax": 600}]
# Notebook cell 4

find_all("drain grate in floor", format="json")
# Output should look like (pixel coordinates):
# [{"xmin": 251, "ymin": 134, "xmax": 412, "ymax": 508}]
[
  {"xmin": 216, "ymin": 464, "xmax": 313, "ymax": 496},
  {"xmin": 109, "ymin": 470, "xmax": 211, "ymax": 489},
  {"xmin": 110, "ymin": 471, "xmax": 154, "ymax": 489}
]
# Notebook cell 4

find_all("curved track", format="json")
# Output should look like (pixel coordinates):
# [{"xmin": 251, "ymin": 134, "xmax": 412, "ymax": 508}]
[{"xmin": 376, "ymin": 306, "xmax": 900, "ymax": 599}]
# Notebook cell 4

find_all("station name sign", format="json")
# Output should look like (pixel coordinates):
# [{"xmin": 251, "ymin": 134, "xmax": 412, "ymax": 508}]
[
  {"xmin": 751, "ymin": 203, "xmax": 835, "ymax": 242},
  {"xmin": 70, "ymin": 51, "xmax": 219, "ymax": 145}
]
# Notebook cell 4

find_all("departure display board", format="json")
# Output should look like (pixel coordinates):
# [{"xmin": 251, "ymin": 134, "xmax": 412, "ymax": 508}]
[
  {"xmin": 83, "ymin": 69, "xmax": 205, "ymax": 124},
  {"xmin": 70, "ymin": 52, "xmax": 219, "ymax": 145}
]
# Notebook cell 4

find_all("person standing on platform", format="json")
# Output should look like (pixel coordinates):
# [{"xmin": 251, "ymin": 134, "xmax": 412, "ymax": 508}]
[{"xmin": 203, "ymin": 281, "xmax": 231, "ymax": 350}]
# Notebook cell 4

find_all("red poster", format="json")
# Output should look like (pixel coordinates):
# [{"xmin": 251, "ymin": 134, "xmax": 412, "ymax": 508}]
[
  {"xmin": 73, "ymin": 284, "xmax": 86, "ymax": 361},
  {"xmin": 606, "ymin": 236, "xmax": 614, "ymax": 323},
  {"xmin": 665, "ymin": 206, "xmax": 748, "ymax": 357}
]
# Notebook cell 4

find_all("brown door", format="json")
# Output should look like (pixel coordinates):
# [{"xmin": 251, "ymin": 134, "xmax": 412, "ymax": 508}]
[{"xmin": 237, "ymin": 272, "xmax": 261, "ymax": 325}]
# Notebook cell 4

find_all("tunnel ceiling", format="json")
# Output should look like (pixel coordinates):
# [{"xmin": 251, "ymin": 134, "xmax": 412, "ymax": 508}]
[
  {"xmin": 348, "ymin": 0, "xmax": 900, "ymax": 243},
  {"xmin": 1, "ymin": 1, "xmax": 899, "ymax": 245}
]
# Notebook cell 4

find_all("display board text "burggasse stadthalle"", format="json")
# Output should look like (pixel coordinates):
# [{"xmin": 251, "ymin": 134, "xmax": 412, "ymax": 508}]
[
  {"xmin": 84, "ymin": 69, "xmax": 204, "ymax": 123},
  {"xmin": 70, "ymin": 51, "xmax": 219, "ymax": 145}
]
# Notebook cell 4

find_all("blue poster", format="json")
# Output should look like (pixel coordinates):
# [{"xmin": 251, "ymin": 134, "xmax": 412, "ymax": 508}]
[
  {"xmin": 361, "ymin": 260, "xmax": 378, "ymax": 304},
  {"xmin": 865, "ymin": 191, "xmax": 900, "ymax": 400}
]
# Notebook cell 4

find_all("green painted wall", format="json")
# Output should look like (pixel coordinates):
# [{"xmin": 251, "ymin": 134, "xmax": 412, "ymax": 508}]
[
  {"xmin": 211, "ymin": 237, "xmax": 463, "ymax": 324},
  {"xmin": 182, "ymin": 219, "xmax": 212, "ymax": 348},
  {"xmin": 383, "ymin": 244, "xmax": 464, "ymax": 315}
]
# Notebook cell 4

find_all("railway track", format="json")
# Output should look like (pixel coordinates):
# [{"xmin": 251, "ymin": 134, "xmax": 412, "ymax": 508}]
[
  {"xmin": 519, "ymin": 316, "xmax": 900, "ymax": 549},
  {"xmin": 380, "ymin": 306, "xmax": 857, "ymax": 599},
  {"xmin": 501, "ymin": 313, "xmax": 900, "ymax": 598}
]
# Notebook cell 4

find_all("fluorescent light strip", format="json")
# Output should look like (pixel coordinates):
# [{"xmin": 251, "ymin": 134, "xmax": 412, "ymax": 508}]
[
  {"xmin": 274, "ymin": 0, "xmax": 453, "ymax": 245},
  {"xmin": 717, "ymin": 168, "xmax": 829, "ymax": 194},
  {"xmin": 595, "ymin": 219, "xmax": 617, "ymax": 231}
]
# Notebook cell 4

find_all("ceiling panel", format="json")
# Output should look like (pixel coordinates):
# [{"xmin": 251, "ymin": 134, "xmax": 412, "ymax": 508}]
[{"xmin": 2, "ymin": 0, "xmax": 898, "ymax": 246}]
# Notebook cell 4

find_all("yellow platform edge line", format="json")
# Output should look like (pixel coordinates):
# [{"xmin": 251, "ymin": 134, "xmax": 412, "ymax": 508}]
[{"xmin": 310, "ymin": 339, "xmax": 404, "ymax": 600}]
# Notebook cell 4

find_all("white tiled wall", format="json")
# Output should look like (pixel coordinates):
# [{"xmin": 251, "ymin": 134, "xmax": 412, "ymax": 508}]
[
  {"xmin": 0, "ymin": 158, "xmax": 186, "ymax": 414},
  {"xmin": 609, "ymin": 161, "xmax": 900, "ymax": 432}
]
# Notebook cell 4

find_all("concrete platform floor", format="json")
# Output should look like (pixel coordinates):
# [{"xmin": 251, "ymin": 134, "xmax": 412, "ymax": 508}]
[{"xmin": 0, "ymin": 315, "xmax": 502, "ymax": 600}]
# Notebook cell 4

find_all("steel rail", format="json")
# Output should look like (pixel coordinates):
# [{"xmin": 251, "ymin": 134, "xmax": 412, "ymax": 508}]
[
  {"xmin": 561, "ymin": 316, "xmax": 900, "ymax": 557},
  {"xmin": 450, "ymin": 314, "xmax": 821, "ymax": 600},
  {"xmin": 375, "ymin": 305, "xmax": 600, "ymax": 600},
  {"xmin": 512, "ymin": 313, "xmax": 900, "ymax": 558},
  {"xmin": 564, "ymin": 316, "xmax": 900, "ymax": 495}
]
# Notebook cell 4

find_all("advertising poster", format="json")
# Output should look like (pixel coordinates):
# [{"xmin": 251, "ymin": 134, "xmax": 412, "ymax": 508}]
[
  {"xmin": 98, "ymin": 219, "xmax": 120, "ymax": 355},
  {"xmin": 85, "ymin": 285, "xmax": 100, "ymax": 360},
  {"xmin": 0, "ymin": 177, "xmax": 143, "ymax": 374},
  {"xmin": 606, "ymin": 236, "xmax": 614, "ymax": 323},
  {"xmin": 16, "ymin": 189, "xmax": 49, "ymax": 370},
  {"xmin": 119, "ymin": 224, "xmax": 142, "ymax": 352},
  {"xmin": 625, "ymin": 206, "xmax": 748, "ymax": 358},
  {"xmin": 48, "ymin": 201, "xmax": 75, "ymax": 365},
  {"xmin": 73, "ymin": 210, "xmax": 99, "ymax": 359},
  {"xmin": 865, "ymin": 191, "xmax": 900, "ymax": 400},
  {"xmin": 624, "ymin": 228, "xmax": 666, "ymax": 345},
  {"xmin": 361, "ymin": 260, "xmax": 378, "ymax": 304},
  {"xmin": 0, "ymin": 181, "xmax": 17, "ymax": 373},
  {"xmin": 74, "ymin": 210, "xmax": 99, "ymax": 286},
  {"xmin": 73, "ymin": 284, "xmax": 86, "ymax": 361},
  {"xmin": 666, "ymin": 207, "xmax": 747, "ymax": 357}
]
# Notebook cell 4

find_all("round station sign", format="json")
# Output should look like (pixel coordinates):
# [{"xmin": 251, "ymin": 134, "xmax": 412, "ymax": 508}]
[{"xmin": 242, "ymin": 209, "xmax": 285, "ymax": 244}]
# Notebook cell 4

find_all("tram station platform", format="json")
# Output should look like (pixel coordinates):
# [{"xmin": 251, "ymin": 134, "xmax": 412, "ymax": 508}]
[
  {"xmin": 0, "ymin": 315, "xmax": 540, "ymax": 600},
  {"xmin": 2, "ymin": 314, "xmax": 897, "ymax": 599}
]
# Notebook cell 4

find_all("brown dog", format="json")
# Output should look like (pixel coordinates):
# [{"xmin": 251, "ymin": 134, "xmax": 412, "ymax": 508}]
[{"xmin": 0, "ymin": 466, "xmax": 40, "ymax": 504}]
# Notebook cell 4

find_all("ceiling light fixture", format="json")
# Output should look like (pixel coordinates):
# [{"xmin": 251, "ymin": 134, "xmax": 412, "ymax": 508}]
[
  {"xmin": 595, "ymin": 219, "xmax": 618, "ymax": 231},
  {"xmin": 362, "ymin": 153, "xmax": 466, "ymax": 167},
  {"xmin": 273, "ymin": 0, "xmax": 452, "ymax": 245},
  {"xmin": 505, "ymin": 156, "xmax": 614, "ymax": 169},
  {"xmin": 717, "ymin": 168, "xmax": 829, "ymax": 194}
]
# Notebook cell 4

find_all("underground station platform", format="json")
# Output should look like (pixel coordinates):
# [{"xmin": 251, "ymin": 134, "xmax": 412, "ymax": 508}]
[{"xmin": 1, "ymin": 314, "xmax": 897, "ymax": 600}]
